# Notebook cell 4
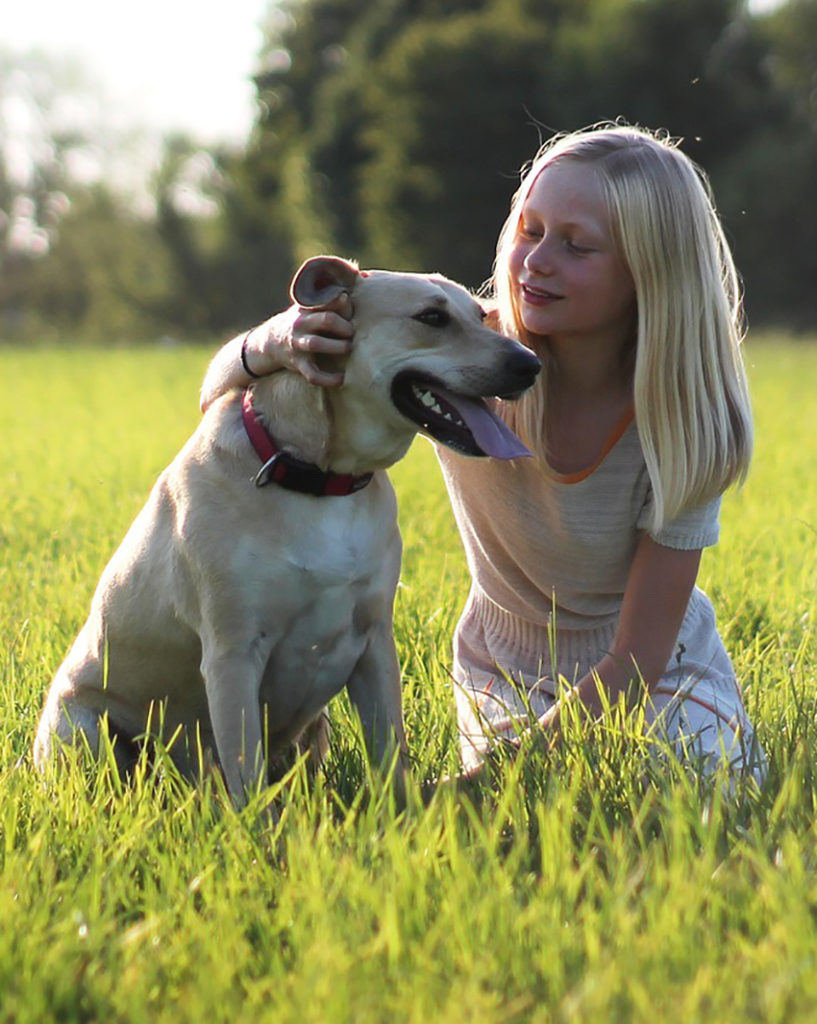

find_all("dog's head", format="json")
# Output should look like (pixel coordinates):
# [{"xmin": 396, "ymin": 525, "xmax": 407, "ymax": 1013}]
[{"xmin": 291, "ymin": 256, "xmax": 541, "ymax": 465}]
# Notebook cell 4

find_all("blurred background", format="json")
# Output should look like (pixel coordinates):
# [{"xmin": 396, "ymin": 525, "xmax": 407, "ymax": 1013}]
[{"xmin": 1, "ymin": 0, "xmax": 814, "ymax": 346}]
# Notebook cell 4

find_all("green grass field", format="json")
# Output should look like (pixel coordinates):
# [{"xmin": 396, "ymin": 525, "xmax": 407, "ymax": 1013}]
[{"xmin": 1, "ymin": 336, "xmax": 816, "ymax": 1022}]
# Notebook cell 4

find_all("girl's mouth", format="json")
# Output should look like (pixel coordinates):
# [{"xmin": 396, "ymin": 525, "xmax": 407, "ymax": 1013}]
[{"xmin": 521, "ymin": 282, "xmax": 562, "ymax": 304}]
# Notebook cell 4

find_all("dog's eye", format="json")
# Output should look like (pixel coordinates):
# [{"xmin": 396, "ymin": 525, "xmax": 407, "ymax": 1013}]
[{"xmin": 413, "ymin": 308, "xmax": 450, "ymax": 328}]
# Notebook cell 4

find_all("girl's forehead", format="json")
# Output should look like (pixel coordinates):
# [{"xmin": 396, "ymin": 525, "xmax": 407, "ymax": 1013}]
[{"xmin": 523, "ymin": 160, "xmax": 608, "ymax": 224}]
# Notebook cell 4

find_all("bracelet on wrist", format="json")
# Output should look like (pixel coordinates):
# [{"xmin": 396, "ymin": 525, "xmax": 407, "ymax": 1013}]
[{"xmin": 240, "ymin": 331, "xmax": 262, "ymax": 379}]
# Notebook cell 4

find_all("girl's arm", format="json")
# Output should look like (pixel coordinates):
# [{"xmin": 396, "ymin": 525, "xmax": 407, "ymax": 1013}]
[
  {"xmin": 542, "ymin": 535, "xmax": 702, "ymax": 729},
  {"xmin": 199, "ymin": 299, "xmax": 355, "ymax": 412}
]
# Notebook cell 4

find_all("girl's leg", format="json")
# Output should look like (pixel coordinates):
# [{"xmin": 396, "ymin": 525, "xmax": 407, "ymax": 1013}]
[
  {"xmin": 645, "ymin": 684, "xmax": 766, "ymax": 783},
  {"xmin": 454, "ymin": 667, "xmax": 556, "ymax": 775}
]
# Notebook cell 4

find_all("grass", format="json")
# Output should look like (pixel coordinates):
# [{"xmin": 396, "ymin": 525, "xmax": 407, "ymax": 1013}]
[{"xmin": 1, "ymin": 335, "xmax": 816, "ymax": 1022}]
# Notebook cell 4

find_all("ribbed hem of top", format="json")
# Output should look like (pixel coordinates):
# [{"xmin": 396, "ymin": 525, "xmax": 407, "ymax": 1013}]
[{"xmin": 469, "ymin": 587, "xmax": 619, "ymax": 683}]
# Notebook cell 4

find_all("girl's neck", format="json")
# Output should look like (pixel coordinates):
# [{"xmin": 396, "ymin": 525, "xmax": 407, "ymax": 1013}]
[
  {"xmin": 542, "ymin": 334, "xmax": 635, "ymax": 476},
  {"xmin": 545, "ymin": 331, "xmax": 633, "ymax": 401}
]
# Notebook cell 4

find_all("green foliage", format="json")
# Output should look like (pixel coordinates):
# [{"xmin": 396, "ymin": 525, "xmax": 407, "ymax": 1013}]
[
  {"xmin": 19, "ymin": 187, "xmax": 177, "ymax": 343},
  {"xmin": 3, "ymin": 0, "xmax": 817, "ymax": 339},
  {"xmin": 240, "ymin": 0, "xmax": 816, "ymax": 320},
  {"xmin": 1, "ymin": 336, "xmax": 817, "ymax": 1019},
  {"xmin": 360, "ymin": 8, "xmax": 547, "ymax": 283},
  {"xmin": 713, "ymin": 0, "xmax": 817, "ymax": 327}
]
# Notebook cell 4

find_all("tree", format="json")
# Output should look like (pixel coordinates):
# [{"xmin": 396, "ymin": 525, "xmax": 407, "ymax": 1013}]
[
  {"xmin": 351, "ymin": 0, "xmax": 785, "ymax": 289},
  {"xmin": 359, "ymin": 5, "xmax": 550, "ymax": 285},
  {"xmin": 714, "ymin": 0, "xmax": 817, "ymax": 325},
  {"xmin": 9, "ymin": 0, "xmax": 817, "ymax": 336},
  {"xmin": 0, "ymin": 50, "xmax": 89, "ymax": 331},
  {"xmin": 22, "ymin": 185, "xmax": 175, "ymax": 341},
  {"xmin": 0, "ymin": 49, "xmax": 273, "ymax": 340},
  {"xmin": 0, "ymin": 50, "xmax": 184, "ymax": 340},
  {"xmin": 238, "ymin": 0, "xmax": 806, "ymax": 312}
]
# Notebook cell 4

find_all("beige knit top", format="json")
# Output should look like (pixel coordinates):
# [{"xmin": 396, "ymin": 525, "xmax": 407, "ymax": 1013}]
[{"xmin": 436, "ymin": 411, "xmax": 720, "ymax": 634}]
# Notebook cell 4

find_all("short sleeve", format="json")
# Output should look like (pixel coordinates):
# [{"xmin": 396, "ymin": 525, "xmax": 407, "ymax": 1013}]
[{"xmin": 637, "ymin": 493, "xmax": 721, "ymax": 550}]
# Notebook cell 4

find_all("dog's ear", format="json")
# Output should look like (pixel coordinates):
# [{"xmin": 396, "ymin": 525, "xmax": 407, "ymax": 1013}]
[{"xmin": 290, "ymin": 256, "xmax": 360, "ymax": 309}]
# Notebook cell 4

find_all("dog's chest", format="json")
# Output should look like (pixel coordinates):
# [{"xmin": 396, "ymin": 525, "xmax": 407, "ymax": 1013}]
[
  {"xmin": 245, "ymin": 498, "xmax": 400, "ymax": 715},
  {"xmin": 262, "ymin": 572, "xmax": 379, "ymax": 685},
  {"xmin": 258, "ymin": 573, "xmax": 392, "ymax": 728}
]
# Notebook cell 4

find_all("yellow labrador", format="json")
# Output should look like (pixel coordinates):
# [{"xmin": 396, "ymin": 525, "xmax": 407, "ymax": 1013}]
[{"xmin": 33, "ymin": 256, "xmax": 540, "ymax": 806}]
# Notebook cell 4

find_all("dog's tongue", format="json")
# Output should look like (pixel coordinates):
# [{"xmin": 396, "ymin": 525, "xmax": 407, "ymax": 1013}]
[{"xmin": 443, "ymin": 391, "xmax": 532, "ymax": 460}]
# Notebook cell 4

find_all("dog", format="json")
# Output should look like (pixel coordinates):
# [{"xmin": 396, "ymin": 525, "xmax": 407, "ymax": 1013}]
[{"xmin": 33, "ymin": 255, "xmax": 540, "ymax": 807}]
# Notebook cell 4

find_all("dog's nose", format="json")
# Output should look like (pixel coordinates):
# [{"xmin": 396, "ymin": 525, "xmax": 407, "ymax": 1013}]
[
  {"xmin": 508, "ymin": 347, "xmax": 542, "ymax": 386},
  {"xmin": 492, "ymin": 346, "xmax": 541, "ymax": 400}
]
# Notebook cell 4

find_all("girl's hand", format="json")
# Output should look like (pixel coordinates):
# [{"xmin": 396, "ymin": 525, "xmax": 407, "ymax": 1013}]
[
  {"xmin": 535, "ymin": 703, "xmax": 563, "ymax": 751},
  {"xmin": 243, "ymin": 291, "xmax": 355, "ymax": 388},
  {"xmin": 199, "ymin": 292, "xmax": 355, "ymax": 412}
]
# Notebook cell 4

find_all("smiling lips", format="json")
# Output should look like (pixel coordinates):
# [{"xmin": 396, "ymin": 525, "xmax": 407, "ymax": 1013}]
[{"xmin": 520, "ymin": 281, "xmax": 562, "ymax": 304}]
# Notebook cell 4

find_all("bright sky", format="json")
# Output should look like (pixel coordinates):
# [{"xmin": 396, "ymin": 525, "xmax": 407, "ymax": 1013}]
[{"xmin": 4, "ymin": 0, "xmax": 269, "ymax": 145}]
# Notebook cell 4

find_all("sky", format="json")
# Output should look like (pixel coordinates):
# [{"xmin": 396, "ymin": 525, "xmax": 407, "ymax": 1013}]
[
  {"xmin": 4, "ymin": 0, "xmax": 269, "ymax": 146},
  {"xmin": 4, "ymin": 0, "xmax": 785, "ymax": 149}
]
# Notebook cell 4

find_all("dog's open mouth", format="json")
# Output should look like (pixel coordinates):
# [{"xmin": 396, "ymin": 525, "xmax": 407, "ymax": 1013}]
[{"xmin": 390, "ymin": 373, "xmax": 532, "ymax": 459}]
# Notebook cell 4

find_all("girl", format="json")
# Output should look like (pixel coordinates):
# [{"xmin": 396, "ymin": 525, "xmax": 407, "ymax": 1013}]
[{"xmin": 201, "ymin": 124, "xmax": 765, "ymax": 781}]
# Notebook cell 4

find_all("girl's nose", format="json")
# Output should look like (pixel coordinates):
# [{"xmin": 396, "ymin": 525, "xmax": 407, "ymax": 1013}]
[{"xmin": 524, "ymin": 237, "xmax": 555, "ymax": 275}]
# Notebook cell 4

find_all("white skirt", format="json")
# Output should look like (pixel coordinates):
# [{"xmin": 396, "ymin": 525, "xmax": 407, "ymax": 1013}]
[{"xmin": 452, "ymin": 585, "xmax": 765, "ymax": 781}]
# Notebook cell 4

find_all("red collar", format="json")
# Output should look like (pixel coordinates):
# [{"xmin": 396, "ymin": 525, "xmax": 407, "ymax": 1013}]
[{"xmin": 241, "ymin": 388, "xmax": 373, "ymax": 496}]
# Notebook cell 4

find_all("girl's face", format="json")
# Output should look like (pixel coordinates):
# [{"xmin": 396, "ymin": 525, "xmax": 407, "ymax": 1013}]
[{"xmin": 508, "ymin": 160, "xmax": 636, "ymax": 349}]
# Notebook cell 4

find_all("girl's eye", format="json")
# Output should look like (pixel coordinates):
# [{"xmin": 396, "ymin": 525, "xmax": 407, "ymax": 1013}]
[
  {"xmin": 565, "ymin": 239, "xmax": 594, "ymax": 256},
  {"xmin": 518, "ymin": 223, "xmax": 541, "ymax": 240}
]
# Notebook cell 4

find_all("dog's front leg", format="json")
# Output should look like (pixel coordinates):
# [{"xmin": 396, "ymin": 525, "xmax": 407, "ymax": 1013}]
[
  {"xmin": 346, "ymin": 624, "xmax": 408, "ymax": 804},
  {"xmin": 201, "ymin": 645, "xmax": 266, "ymax": 809}
]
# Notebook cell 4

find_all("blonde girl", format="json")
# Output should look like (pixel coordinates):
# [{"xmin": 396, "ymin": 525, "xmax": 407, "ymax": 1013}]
[{"xmin": 201, "ymin": 124, "xmax": 765, "ymax": 781}]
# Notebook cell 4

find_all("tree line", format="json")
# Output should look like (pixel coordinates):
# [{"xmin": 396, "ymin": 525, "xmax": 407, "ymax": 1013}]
[{"xmin": 2, "ymin": 0, "xmax": 816, "ymax": 343}]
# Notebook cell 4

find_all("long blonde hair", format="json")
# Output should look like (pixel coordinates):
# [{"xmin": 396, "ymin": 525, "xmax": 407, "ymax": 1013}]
[{"xmin": 490, "ymin": 124, "xmax": 753, "ymax": 532}]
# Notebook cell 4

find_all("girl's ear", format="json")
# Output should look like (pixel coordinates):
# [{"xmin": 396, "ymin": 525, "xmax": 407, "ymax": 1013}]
[{"xmin": 290, "ymin": 255, "xmax": 360, "ymax": 309}]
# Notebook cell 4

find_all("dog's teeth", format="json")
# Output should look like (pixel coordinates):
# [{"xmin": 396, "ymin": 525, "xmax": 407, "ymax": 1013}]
[
  {"xmin": 411, "ymin": 384, "xmax": 468, "ymax": 427},
  {"xmin": 415, "ymin": 388, "xmax": 444, "ymax": 415}
]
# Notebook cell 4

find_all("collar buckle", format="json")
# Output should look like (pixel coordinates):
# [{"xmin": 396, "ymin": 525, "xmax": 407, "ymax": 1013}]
[
  {"xmin": 254, "ymin": 452, "xmax": 283, "ymax": 488},
  {"xmin": 242, "ymin": 387, "xmax": 373, "ymax": 497}
]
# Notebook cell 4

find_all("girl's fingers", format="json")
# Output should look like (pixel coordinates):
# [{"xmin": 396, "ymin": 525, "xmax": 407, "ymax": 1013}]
[
  {"xmin": 294, "ymin": 356, "xmax": 345, "ymax": 388},
  {"xmin": 293, "ymin": 332, "xmax": 353, "ymax": 357},
  {"xmin": 298, "ymin": 310, "xmax": 355, "ymax": 340}
]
